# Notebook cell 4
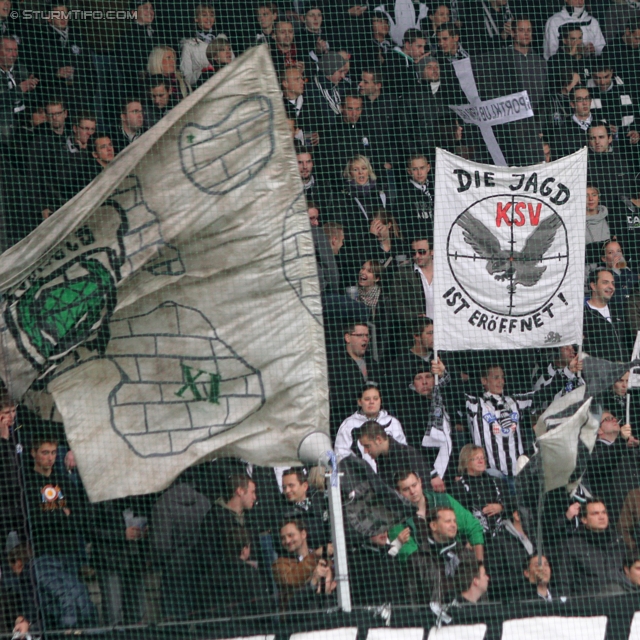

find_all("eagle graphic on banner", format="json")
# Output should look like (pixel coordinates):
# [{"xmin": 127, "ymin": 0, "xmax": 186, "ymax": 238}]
[{"xmin": 457, "ymin": 211, "xmax": 562, "ymax": 293}]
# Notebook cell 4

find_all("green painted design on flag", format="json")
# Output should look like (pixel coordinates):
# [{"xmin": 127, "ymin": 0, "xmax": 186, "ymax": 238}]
[{"xmin": 17, "ymin": 259, "xmax": 116, "ymax": 360}]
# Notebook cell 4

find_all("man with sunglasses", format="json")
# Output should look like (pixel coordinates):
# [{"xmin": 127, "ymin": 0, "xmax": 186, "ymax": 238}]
[{"xmin": 387, "ymin": 236, "xmax": 434, "ymax": 334}]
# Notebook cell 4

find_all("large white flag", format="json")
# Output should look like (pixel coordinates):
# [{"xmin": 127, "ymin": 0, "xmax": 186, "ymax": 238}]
[
  {"xmin": 433, "ymin": 148, "xmax": 587, "ymax": 351},
  {"xmin": 0, "ymin": 46, "xmax": 329, "ymax": 502}
]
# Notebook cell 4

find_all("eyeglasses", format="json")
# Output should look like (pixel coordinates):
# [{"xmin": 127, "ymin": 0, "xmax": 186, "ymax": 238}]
[
  {"xmin": 350, "ymin": 333, "xmax": 369, "ymax": 338},
  {"xmin": 413, "ymin": 249, "xmax": 428, "ymax": 255},
  {"xmin": 601, "ymin": 416, "xmax": 619, "ymax": 423}
]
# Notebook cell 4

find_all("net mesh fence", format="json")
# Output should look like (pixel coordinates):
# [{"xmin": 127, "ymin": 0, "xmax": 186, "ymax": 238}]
[{"xmin": 0, "ymin": 0, "xmax": 638, "ymax": 638}]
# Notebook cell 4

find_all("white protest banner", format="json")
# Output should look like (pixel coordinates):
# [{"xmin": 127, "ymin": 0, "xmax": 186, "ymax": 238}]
[
  {"xmin": 0, "ymin": 45, "xmax": 329, "ymax": 501},
  {"xmin": 449, "ymin": 57, "xmax": 535, "ymax": 166},
  {"xmin": 630, "ymin": 332, "xmax": 640, "ymax": 388},
  {"xmin": 433, "ymin": 147, "xmax": 587, "ymax": 352}
]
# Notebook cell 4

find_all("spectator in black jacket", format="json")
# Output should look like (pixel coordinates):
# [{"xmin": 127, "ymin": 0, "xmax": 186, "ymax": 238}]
[
  {"xmin": 336, "ymin": 155, "xmax": 388, "ymax": 283},
  {"xmin": 357, "ymin": 420, "xmax": 429, "ymax": 487},
  {"xmin": 207, "ymin": 528, "xmax": 275, "ymax": 616},
  {"xmin": 26, "ymin": 3, "xmax": 93, "ymax": 110},
  {"xmin": 87, "ymin": 132, "xmax": 115, "ymax": 178},
  {"xmin": 23, "ymin": 433, "xmax": 83, "ymax": 565},
  {"xmin": 384, "ymin": 28, "xmax": 425, "ymax": 99},
  {"xmin": 586, "ymin": 57, "xmax": 640, "ymax": 160},
  {"xmin": 327, "ymin": 322, "xmax": 378, "ymax": 434},
  {"xmin": 393, "ymin": 153, "xmax": 434, "ymax": 239},
  {"xmin": 145, "ymin": 76, "xmax": 175, "ymax": 128},
  {"xmin": 306, "ymin": 51, "xmax": 350, "ymax": 123},
  {"xmin": 348, "ymin": 528, "xmax": 409, "ymax": 605},
  {"xmin": 0, "ymin": 386, "xmax": 22, "ymax": 542},
  {"xmin": 624, "ymin": 551, "xmax": 640, "ymax": 589},
  {"xmin": 587, "ymin": 121, "xmax": 636, "ymax": 208},
  {"xmin": 112, "ymin": 97, "xmax": 145, "ymax": 154},
  {"xmin": 282, "ymin": 67, "xmax": 318, "ymax": 145},
  {"xmin": 350, "ymin": 12, "xmax": 393, "ymax": 69},
  {"xmin": 585, "ymin": 409, "xmax": 640, "ymax": 523},
  {"xmin": 556, "ymin": 498, "xmax": 631, "ymax": 595},
  {"xmin": 521, "ymin": 554, "xmax": 559, "ymax": 602},
  {"xmin": 386, "ymin": 236, "xmax": 434, "ymax": 335},
  {"xmin": 194, "ymin": 472, "xmax": 258, "ymax": 588},
  {"xmin": 451, "ymin": 444, "xmax": 507, "ymax": 538},
  {"xmin": 117, "ymin": 1, "xmax": 164, "ymax": 96},
  {"xmin": 392, "ymin": 359, "xmax": 456, "ymax": 489},
  {"xmin": 583, "ymin": 268, "xmax": 627, "ymax": 361},
  {"xmin": 89, "ymin": 495, "xmax": 153, "ymax": 625},
  {"xmin": 453, "ymin": 557, "xmax": 490, "ymax": 604},
  {"xmin": 550, "ymin": 85, "xmax": 591, "ymax": 158},
  {"xmin": 321, "ymin": 93, "xmax": 380, "ymax": 181},
  {"xmin": 281, "ymin": 468, "xmax": 330, "ymax": 549},
  {"xmin": 268, "ymin": 21, "xmax": 299, "ymax": 75},
  {"xmin": 546, "ymin": 24, "xmax": 589, "ymax": 101},
  {"xmin": 0, "ymin": 36, "xmax": 37, "ymax": 143},
  {"xmin": 6, "ymin": 541, "xmax": 96, "ymax": 632}
]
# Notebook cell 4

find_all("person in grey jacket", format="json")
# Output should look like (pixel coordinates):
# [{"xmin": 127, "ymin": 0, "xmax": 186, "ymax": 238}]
[{"xmin": 585, "ymin": 185, "xmax": 611, "ymax": 270}]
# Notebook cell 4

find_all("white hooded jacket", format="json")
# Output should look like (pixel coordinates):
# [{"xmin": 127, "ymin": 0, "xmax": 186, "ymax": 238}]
[
  {"xmin": 543, "ymin": 5, "xmax": 606, "ymax": 60},
  {"xmin": 334, "ymin": 409, "xmax": 406, "ymax": 471}
]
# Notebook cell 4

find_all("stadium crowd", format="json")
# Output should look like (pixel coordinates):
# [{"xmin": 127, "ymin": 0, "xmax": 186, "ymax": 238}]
[{"xmin": 3, "ymin": 0, "xmax": 640, "ymax": 634}]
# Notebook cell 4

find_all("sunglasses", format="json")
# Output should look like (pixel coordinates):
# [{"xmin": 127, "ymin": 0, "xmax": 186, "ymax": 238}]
[{"xmin": 413, "ymin": 249, "xmax": 428, "ymax": 255}]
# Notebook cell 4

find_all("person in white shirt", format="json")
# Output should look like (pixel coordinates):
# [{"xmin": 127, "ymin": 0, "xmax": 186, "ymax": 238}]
[
  {"xmin": 180, "ymin": 4, "xmax": 229, "ymax": 88},
  {"xmin": 543, "ymin": 0, "xmax": 606, "ymax": 60},
  {"xmin": 334, "ymin": 382, "xmax": 406, "ymax": 471}
]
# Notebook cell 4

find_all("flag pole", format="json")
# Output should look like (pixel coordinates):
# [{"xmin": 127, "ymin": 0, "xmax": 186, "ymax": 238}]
[
  {"xmin": 627, "ymin": 393, "xmax": 631, "ymax": 427},
  {"xmin": 434, "ymin": 347, "xmax": 439, "ymax": 385},
  {"xmin": 577, "ymin": 344, "xmax": 583, "ymax": 380},
  {"xmin": 326, "ymin": 453, "xmax": 352, "ymax": 612},
  {"xmin": 536, "ymin": 470, "xmax": 545, "ymax": 568}
]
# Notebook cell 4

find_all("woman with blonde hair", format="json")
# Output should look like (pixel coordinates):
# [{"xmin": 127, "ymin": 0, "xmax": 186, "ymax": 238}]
[
  {"xmin": 451, "ymin": 444, "xmax": 507, "ymax": 537},
  {"xmin": 339, "ymin": 155, "xmax": 388, "ymax": 282},
  {"xmin": 147, "ymin": 46, "xmax": 191, "ymax": 100}
]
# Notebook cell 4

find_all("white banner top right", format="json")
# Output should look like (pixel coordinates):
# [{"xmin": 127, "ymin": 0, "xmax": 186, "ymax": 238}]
[{"xmin": 433, "ymin": 147, "xmax": 588, "ymax": 352}]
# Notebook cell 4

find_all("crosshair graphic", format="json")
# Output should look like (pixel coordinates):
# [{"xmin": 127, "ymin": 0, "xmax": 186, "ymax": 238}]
[{"xmin": 447, "ymin": 194, "xmax": 569, "ymax": 317}]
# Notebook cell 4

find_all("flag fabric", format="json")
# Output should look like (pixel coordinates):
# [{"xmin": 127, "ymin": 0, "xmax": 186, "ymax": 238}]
[
  {"xmin": 433, "ymin": 147, "xmax": 588, "ymax": 352},
  {"xmin": 0, "ymin": 45, "xmax": 329, "ymax": 502},
  {"xmin": 535, "ymin": 395, "xmax": 598, "ymax": 493}
]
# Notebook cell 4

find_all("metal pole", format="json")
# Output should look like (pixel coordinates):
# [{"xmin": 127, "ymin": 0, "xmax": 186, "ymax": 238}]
[
  {"xmin": 577, "ymin": 345, "xmax": 583, "ymax": 380},
  {"xmin": 536, "ymin": 481, "xmax": 545, "ymax": 568},
  {"xmin": 327, "ymin": 456, "xmax": 352, "ymax": 612}
]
